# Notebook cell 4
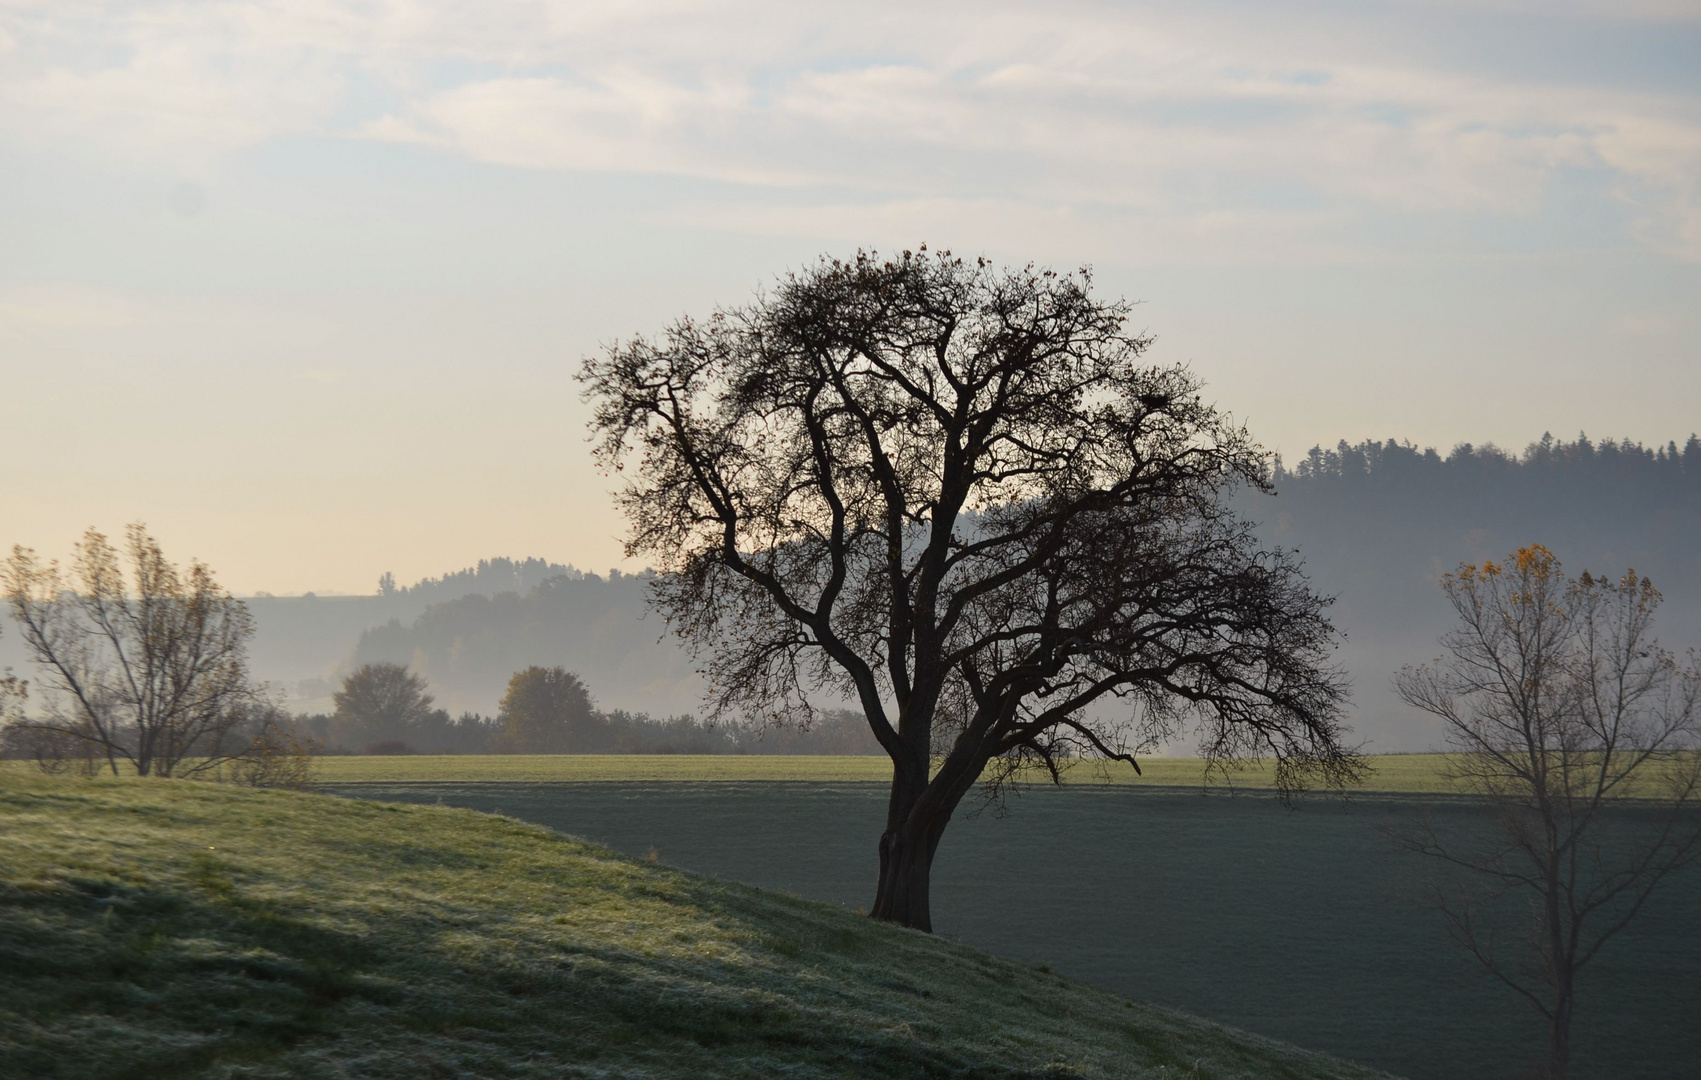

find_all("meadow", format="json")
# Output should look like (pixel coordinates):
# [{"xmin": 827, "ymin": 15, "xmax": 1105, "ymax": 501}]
[
  {"xmin": 312, "ymin": 770, "xmax": 1701, "ymax": 1080},
  {"xmin": 307, "ymin": 753, "xmax": 1466, "ymax": 792},
  {"xmin": 0, "ymin": 770, "xmax": 1391, "ymax": 1080}
]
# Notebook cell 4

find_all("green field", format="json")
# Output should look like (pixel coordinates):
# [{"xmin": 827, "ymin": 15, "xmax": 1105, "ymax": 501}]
[
  {"xmin": 302, "ymin": 752, "xmax": 1466, "ymax": 792},
  {"xmin": 0, "ymin": 771, "xmax": 1391, "ymax": 1079},
  {"xmin": 308, "ymin": 779, "xmax": 1701, "ymax": 1080}
]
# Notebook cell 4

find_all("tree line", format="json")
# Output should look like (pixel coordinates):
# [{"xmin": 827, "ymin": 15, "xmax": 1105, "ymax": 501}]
[
  {"xmin": 1266, "ymin": 434, "xmax": 1701, "ymax": 586},
  {"xmin": 375, "ymin": 556, "xmax": 590, "ymax": 603},
  {"xmin": 303, "ymin": 661, "xmax": 880, "ymax": 756},
  {"xmin": 1265, "ymin": 431, "xmax": 1701, "ymax": 603},
  {"xmin": 1277, "ymin": 431, "xmax": 1701, "ymax": 488}
]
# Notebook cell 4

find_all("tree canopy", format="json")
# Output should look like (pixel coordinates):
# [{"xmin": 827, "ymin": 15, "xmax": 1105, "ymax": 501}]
[
  {"xmin": 332, "ymin": 662, "xmax": 439, "ymax": 751},
  {"xmin": 494, "ymin": 665, "xmax": 597, "ymax": 753},
  {"xmin": 582, "ymin": 249, "xmax": 1360, "ymax": 929}
]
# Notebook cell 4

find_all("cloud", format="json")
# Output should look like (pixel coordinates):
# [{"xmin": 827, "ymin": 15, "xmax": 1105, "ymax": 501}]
[
  {"xmin": 365, "ymin": 72, "xmax": 817, "ymax": 186},
  {"xmin": 2, "ymin": 0, "xmax": 1699, "ymax": 259}
]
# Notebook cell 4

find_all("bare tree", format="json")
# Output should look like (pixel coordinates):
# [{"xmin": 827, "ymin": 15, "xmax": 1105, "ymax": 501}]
[
  {"xmin": 1395, "ymin": 545, "xmax": 1701, "ymax": 1080},
  {"xmin": 4, "ymin": 525, "xmax": 265, "ymax": 778},
  {"xmin": 582, "ymin": 249, "xmax": 1360, "ymax": 930}
]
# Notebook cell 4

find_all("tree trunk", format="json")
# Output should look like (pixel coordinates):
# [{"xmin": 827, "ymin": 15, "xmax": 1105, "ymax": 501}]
[
  {"xmin": 868, "ymin": 709, "xmax": 999, "ymax": 931},
  {"xmin": 1544, "ymin": 865, "xmax": 1571, "ymax": 1080},
  {"xmin": 1548, "ymin": 982, "xmax": 1573, "ymax": 1080},
  {"xmin": 870, "ymin": 746, "xmax": 980, "ymax": 932},
  {"xmin": 871, "ymin": 818, "xmax": 943, "ymax": 931}
]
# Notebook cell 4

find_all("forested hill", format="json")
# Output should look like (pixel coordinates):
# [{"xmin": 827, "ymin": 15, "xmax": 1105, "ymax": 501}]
[
  {"xmin": 231, "ymin": 558, "xmax": 635, "ymax": 705},
  {"xmin": 376, "ymin": 556, "xmax": 578, "ymax": 604},
  {"xmin": 348, "ymin": 572, "xmax": 701, "ymax": 719},
  {"xmin": 230, "ymin": 565, "xmax": 701, "ymax": 720},
  {"xmin": 1245, "ymin": 433, "xmax": 1701, "ymax": 749}
]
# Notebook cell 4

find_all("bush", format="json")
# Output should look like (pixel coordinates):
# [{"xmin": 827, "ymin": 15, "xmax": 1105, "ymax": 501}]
[
  {"xmin": 0, "ymin": 721, "xmax": 104, "ymax": 775},
  {"xmin": 225, "ymin": 717, "xmax": 317, "ymax": 789}
]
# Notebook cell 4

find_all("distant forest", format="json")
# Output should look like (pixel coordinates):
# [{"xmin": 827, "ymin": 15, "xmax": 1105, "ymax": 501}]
[
  {"xmin": 322, "ymin": 432, "xmax": 1698, "ymax": 751},
  {"xmin": 1260, "ymin": 432, "xmax": 1700, "ymax": 603},
  {"xmin": 1246, "ymin": 432, "xmax": 1701, "ymax": 748}
]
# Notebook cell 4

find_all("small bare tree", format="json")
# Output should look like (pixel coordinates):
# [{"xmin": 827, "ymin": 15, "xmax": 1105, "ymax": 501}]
[
  {"xmin": 4, "ymin": 524, "xmax": 265, "ymax": 778},
  {"xmin": 1395, "ymin": 545, "xmax": 1701, "ymax": 1080}
]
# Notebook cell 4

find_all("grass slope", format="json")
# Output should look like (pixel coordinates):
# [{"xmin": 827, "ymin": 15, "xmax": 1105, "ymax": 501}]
[
  {"xmin": 305, "ymin": 753, "xmax": 1460, "ymax": 793},
  {"xmin": 0, "ymin": 773, "xmax": 1394, "ymax": 1080}
]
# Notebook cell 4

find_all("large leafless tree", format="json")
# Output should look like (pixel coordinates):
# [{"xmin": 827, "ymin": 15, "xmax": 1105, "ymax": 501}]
[
  {"xmin": 582, "ymin": 249, "xmax": 1360, "ymax": 930},
  {"xmin": 1395, "ymin": 545, "xmax": 1701, "ymax": 1080},
  {"xmin": 4, "ymin": 524, "xmax": 265, "ymax": 778}
]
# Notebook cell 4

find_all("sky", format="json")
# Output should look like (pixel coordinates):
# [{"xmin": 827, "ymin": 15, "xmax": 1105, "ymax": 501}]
[{"xmin": 2, "ymin": 0, "xmax": 1699, "ymax": 595}]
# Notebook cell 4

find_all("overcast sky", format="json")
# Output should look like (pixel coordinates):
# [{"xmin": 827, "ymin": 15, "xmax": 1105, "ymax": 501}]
[{"xmin": 3, "ymin": 0, "xmax": 1698, "ymax": 594}]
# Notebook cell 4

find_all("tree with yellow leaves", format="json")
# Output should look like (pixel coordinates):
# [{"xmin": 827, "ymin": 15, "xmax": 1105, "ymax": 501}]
[{"xmin": 1395, "ymin": 545, "xmax": 1701, "ymax": 1080}]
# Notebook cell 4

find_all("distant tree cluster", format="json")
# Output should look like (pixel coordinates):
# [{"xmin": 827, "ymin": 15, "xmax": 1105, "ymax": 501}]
[
  {"xmin": 347, "ymin": 570, "xmax": 701, "ymax": 719},
  {"xmin": 303, "ymin": 661, "xmax": 880, "ymax": 756},
  {"xmin": 293, "ymin": 662, "xmax": 491, "ymax": 756}
]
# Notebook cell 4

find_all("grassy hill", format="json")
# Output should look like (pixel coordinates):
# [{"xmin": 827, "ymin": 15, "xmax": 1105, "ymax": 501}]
[{"xmin": 0, "ymin": 772, "xmax": 1393, "ymax": 1080}]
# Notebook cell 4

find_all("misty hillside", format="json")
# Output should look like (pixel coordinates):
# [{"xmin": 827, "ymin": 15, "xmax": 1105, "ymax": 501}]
[
  {"xmin": 348, "ymin": 570, "xmax": 701, "ymax": 719},
  {"xmin": 230, "ymin": 559, "xmax": 665, "ymax": 707},
  {"xmin": 1243, "ymin": 433, "xmax": 1701, "ymax": 749},
  {"xmin": 224, "ymin": 561, "xmax": 702, "ymax": 719}
]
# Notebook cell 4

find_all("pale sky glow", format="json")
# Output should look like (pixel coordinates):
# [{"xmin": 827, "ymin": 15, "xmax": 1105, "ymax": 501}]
[{"xmin": 3, "ymin": 0, "xmax": 1699, "ymax": 593}]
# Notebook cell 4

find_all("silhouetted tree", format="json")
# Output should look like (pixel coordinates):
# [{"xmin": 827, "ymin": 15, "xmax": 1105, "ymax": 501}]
[
  {"xmin": 493, "ymin": 666, "xmax": 599, "ymax": 752},
  {"xmin": 583, "ymin": 248, "xmax": 1359, "ymax": 930},
  {"xmin": 1394, "ymin": 546, "xmax": 1701, "ymax": 1080},
  {"xmin": 4, "ymin": 525, "xmax": 265, "ymax": 777},
  {"xmin": 333, "ymin": 662, "xmax": 437, "ymax": 751}
]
